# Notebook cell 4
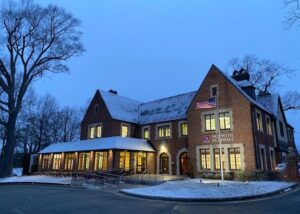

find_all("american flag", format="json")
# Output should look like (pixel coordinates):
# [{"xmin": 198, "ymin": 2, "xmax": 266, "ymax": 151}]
[{"xmin": 195, "ymin": 97, "xmax": 217, "ymax": 109}]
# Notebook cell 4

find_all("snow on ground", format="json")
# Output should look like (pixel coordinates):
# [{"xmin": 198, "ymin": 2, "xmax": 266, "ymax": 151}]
[
  {"xmin": 122, "ymin": 179, "xmax": 295, "ymax": 199},
  {"xmin": 0, "ymin": 176, "xmax": 71, "ymax": 185},
  {"xmin": 12, "ymin": 168, "xmax": 23, "ymax": 176}
]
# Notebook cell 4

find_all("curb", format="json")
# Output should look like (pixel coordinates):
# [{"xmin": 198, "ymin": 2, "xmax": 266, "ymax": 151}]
[
  {"xmin": 0, "ymin": 182, "xmax": 71, "ymax": 187},
  {"xmin": 119, "ymin": 183, "xmax": 299, "ymax": 202}
]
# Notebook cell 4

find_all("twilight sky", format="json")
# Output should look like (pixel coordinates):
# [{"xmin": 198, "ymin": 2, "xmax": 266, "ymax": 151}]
[{"xmin": 37, "ymin": 0, "xmax": 300, "ymax": 147}]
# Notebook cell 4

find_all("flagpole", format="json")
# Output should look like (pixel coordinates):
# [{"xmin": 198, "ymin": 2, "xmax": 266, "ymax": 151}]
[{"xmin": 216, "ymin": 95, "xmax": 224, "ymax": 183}]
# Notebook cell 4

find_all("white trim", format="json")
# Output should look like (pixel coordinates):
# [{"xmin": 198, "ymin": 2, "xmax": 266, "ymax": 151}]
[
  {"xmin": 269, "ymin": 147, "xmax": 276, "ymax": 171},
  {"xmin": 88, "ymin": 123, "xmax": 103, "ymax": 139},
  {"xmin": 178, "ymin": 121, "xmax": 188, "ymax": 137},
  {"xmin": 155, "ymin": 122, "xmax": 172, "ymax": 139},
  {"xmin": 141, "ymin": 125, "xmax": 150, "ymax": 139},
  {"xmin": 176, "ymin": 148, "xmax": 188, "ymax": 175},
  {"xmin": 210, "ymin": 84, "xmax": 219, "ymax": 97},
  {"xmin": 157, "ymin": 149, "xmax": 172, "ymax": 175},
  {"xmin": 259, "ymin": 144, "xmax": 267, "ymax": 170}
]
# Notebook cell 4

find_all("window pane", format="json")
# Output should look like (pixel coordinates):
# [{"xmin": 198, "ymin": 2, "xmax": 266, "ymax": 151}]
[
  {"xmin": 144, "ymin": 128, "xmax": 150, "ymax": 139},
  {"xmin": 121, "ymin": 125, "xmax": 129, "ymax": 137},
  {"xmin": 181, "ymin": 123, "xmax": 188, "ymax": 136},
  {"xmin": 96, "ymin": 125, "xmax": 102, "ymax": 138},
  {"xmin": 210, "ymin": 116, "xmax": 216, "ymax": 131},
  {"xmin": 165, "ymin": 126, "xmax": 171, "ymax": 137},
  {"xmin": 90, "ymin": 127, "xmax": 95, "ymax": 138}
]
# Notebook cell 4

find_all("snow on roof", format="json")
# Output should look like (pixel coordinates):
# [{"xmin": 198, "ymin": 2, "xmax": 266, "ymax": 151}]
[
  {"xmin": 138, "ymin": 91, "xmax": 197, "ymax": 125},
  {"xmin": 100, "ymin": 90, "xmax": 141, "ymax": 123},
  {"xmin": 257, "ymin": 94, "xmax": 279, "ymax": 117},
  {"xmin": 214, "ymin": 65, "xmax": 272, "ymax": 114},
  {"xmin": 39, "ymin": 137, "xmax": 155, "ymax": 154}
]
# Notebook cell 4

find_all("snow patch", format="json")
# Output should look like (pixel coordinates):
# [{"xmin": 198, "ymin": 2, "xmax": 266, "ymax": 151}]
[{"xmin": 0, "ymin": 175, "xmax": 71, "ymax": 185}]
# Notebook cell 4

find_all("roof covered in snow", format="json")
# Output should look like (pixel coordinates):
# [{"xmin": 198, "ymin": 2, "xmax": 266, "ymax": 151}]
[
  {"xmin": 138, "ymin": 91, "xmax": 197, "ymax": 125},
  {"xmin": 100, "ymin": 90, "xmax": 141, "ymax": 124},
  {"xmin": 39, "ymin": 137, "xmax": 155, "ymax": 154},
  {"xmin": 257, "ymin": 94, "xmax": 279, "ymax": 117},
  {"xmin": 99, "ymin": 90, "xmax": 196, "ymax": 124}
]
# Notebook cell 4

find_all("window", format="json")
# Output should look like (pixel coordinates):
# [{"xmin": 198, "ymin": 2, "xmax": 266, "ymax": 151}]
[
  {"xmin": 52, "ymin": 154, "xmax": 62, "ymax": 170},
  {"xmin": 210, "ymin": 85, "xmax": 218, "ymax": 97},
  {"xmin": 270, "ymin": 149, "xmax": 276, "ymax": 171},
  {"xmin": 119, "ymin": 151, "xmax": 130, "ymax": 170},
  {"xmin": 89, "ymin": 124, "xmax": 102, "ymax": 139},
  {"xmin": 214, "ymin": 149, "xmax": 226, "ymax": 170},
  {"xmin": 94, "ymin": 104, "xmax": 99, "ymax": 113},
  {"xmin": 143, "ymin": 127, "xmax": 150, "ymax": 139},
  {"xmin": 78, "ymin": 153, "xmax": 90, "ymax": 171},
  {"xmin": 219, "ymin": 112, "xmax": 230, "ymax": 130},
  {"xmin": 200, "ymin": 149, "xmax": 211, "ymax": 170},
  {"xmin": 42, "ymin": 154, "xmax": 51, "ymax": 170},
  {"xmin": 157, "ymin": 125, "xmax": 171, "ymax": 138},
  {"xmin": 64, "ymin": 153, "xmax": 75, "ymax": 171},
  {"xmin": 180, "ymin": 123, "xmax": 188, "ymax": 136},
  {"xmin": 89, "ymin": 126, "xmax": 95, "ymax": 139},
  {"xmin": 205, "ymin": 114, "xmax": 216, "ymax": 131},
  {"xmin": 266, "ymin": 117, "xmax": 272, "ymax": 135},
  {"xmin": 256, "ymin": 112, "xmax": 263, "ymax": 132},
  {"xmin": 229, "ymin": 148, "xmax": 241, "ymax": 170},
  {"xmin": 121, "ymin": 125, "xmax": 129, "ymax": 137},
  {"xmin": 94, "ymin": 152, "xmax": 108, "ymax": 171},
  {"xmin": 279, "ymin": 122, "xmax": 285, "ymax": 137}
]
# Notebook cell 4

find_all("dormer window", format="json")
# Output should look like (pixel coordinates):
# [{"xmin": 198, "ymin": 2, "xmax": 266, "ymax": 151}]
[{"xmin": 121, "ymin": 124, "xmax": 129, "ymax": 137}]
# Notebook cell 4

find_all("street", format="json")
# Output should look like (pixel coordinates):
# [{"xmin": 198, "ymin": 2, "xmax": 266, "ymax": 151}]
[{"xmin": 0, "ymin": 185, "xmax": 299, "ymax": 214}]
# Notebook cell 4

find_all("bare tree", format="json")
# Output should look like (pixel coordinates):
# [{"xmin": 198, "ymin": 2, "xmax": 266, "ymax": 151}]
[
  {"xmin": 284, "ymin": 0, "xmax": 300, "ymax": 28},
  {"xmin": 228, "ymin": 54, "xmax": 299, "ymax": 111},
  {"xmin": 0, "ymin": 0, "xmax": 84, "ymax": 177}
]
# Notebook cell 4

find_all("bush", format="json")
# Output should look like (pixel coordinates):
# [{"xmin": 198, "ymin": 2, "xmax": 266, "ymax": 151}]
[{"xmin": 234, "ymin": 170, "xmax": 274, "ymax": 181}]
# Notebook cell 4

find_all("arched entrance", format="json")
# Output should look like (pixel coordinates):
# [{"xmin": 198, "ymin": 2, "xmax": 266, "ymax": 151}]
[
  {"xmin": 179, "ymin": 152, "xmax": 189, "ymax": 175},
  {"xmin": 160, "ymin": 153, "xmax": 169, "ymax": 174}
]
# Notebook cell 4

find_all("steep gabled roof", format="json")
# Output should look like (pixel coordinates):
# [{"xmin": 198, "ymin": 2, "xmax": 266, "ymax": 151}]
[
  {"xmin": 257, "ymin": 93, "xmax": 279, "ymax": 117},
  {"xmin": 138, "ymin": 91, "xmax": 197, "ymax": 125},
  {"xmin": 99, "ymin": 90, "xmax": 141, "ymax": 123}
]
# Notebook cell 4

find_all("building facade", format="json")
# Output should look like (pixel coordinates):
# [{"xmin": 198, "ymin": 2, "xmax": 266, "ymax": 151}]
[{"xmin": 38, "ymin": 65, "xmax": 299, "ymax": 178}]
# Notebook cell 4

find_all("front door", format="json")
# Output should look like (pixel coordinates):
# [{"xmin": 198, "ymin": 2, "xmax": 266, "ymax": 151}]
[
  {"xmin": 160, "ymin": 153, "xmax": 169, "ymax": 174},
  {"xmin": 180, "ymin": 152, "xmax": 189, "ymax": 175}
]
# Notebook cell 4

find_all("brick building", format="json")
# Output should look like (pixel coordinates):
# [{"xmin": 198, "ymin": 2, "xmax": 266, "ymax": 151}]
[{"xmin": 38, "ymin": 65, "xmax": 298, "ymax": 178}]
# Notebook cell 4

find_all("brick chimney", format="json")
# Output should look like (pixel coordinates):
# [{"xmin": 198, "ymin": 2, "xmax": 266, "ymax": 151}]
[{"xmin": 232, "ymin": 69, "xmax": 256, "ymax": 100}]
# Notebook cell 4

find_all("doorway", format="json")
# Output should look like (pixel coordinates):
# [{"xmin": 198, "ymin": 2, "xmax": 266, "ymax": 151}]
[
  {"xmin": 179, "ymin": 152, "xmax": 189, "ymax": 175},
  {"xmin": 160, "ymin": 153, "xmax": 169, "ymax": 174}
]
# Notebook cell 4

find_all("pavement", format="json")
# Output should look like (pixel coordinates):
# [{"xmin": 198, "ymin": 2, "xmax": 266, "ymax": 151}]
[{"xmin": 0, "ymin": 184, "xmax": 300, "ymax": 214}]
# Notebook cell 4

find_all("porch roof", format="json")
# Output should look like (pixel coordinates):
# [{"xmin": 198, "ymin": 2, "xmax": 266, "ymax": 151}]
[{"xmin": 39, "ymin": 137, "xmax": 155, "ymax": 154}]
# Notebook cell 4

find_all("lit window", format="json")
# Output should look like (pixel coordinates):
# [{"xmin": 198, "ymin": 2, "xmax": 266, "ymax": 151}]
[
  {"xmin": 52, "ymin": 154, "xmax": 62, "ymax": 170},
  {"xmin": 119, "ymin": 151, "xmax": 130, "ymax": 170},
  {"xmin": 205, "ymin": 114, "xmax": 216, "ymax": 131},
  {"xmin": 266, "ymin": 117, "xmax": 272, "ymax": 135},
  {"xmin": 94, "ymin": 152, "xmax": 108, "ymax": 171},
  {"xmin": 180, "ymin": 123, "xmax": 188, "ymax": 136},
  {"xmin": 229, "ymin": 148, "xmax": 241, "ymax": 170},
  {"xmin": 121, "ymin": 125, "xmax": 129, "ymax": 137},
  {"xmin": 214, "ymin": 149, "xmax": 225, "ymax": 170},
  {"xmin": 96, "ymin": 125, "xmax": 102, "ymax": 138},
  {"xmin": 42, "ymin": 154, "xmax": 51, "ymax": 170},
  {"xmin": 64, "ymin": 153, "xmax": 75, "ymax": 171},
  {"xmin": 78, "ymin": 153, "xmax": 90, "ymax": 171},
  {"xmin": 143, "ymin": 127, "xmax": 150, "ymax": 139},
  {"xmin": 89, "ymin": 126, "xmax": 95, "ymax": 139},
  {"xmin": 157, "ymin": 125, "xmax": 171, "ymax": 138},
  {"xmin": 219, "ymin": 112, "xmax": 231, "ymax": 130},
  {"xmin": 200, "ymin": 149, "xmax": 211, "ymax": 170}
]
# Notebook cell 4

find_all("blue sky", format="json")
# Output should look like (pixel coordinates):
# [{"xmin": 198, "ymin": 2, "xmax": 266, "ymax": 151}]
[{"xmin": 37, "ymin": 0, "xmax": 300, "ymax": 147}]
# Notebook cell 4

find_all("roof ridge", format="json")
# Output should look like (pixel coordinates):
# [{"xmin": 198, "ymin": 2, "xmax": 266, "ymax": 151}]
[{"xmin": 99, "ymin": 89, "xmax": 142, "ymax": 104}]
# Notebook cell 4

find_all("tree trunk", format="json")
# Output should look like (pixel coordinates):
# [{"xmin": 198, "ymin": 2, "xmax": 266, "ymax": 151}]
[{"xmin": 0, "ymin": 114, "xmax": 17, "ymax": 178}]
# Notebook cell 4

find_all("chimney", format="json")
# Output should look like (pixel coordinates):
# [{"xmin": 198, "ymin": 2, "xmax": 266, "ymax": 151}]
[
  {"xmin": 232, "ymin": 68, "xmax": 256, "ymax": 100},
  {"xmin": 108, "ymin": 89, "xmax": 118, "ymax": 95}
]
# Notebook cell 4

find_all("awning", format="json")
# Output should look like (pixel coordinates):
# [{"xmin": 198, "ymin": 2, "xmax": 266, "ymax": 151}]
[{"xmin": 39, "ymin": 137, "xmax": 155, "ymax": 154}]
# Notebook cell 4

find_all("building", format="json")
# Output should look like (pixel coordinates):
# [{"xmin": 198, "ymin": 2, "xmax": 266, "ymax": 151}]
[{"xmin": 38, "ymin": 65, "xmax": 298, "ymax": 178}]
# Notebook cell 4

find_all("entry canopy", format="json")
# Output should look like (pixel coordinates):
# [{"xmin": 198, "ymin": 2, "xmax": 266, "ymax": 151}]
[{"xmin": 39, "ymin": 137, "xmax": 155, "ymax": 154}]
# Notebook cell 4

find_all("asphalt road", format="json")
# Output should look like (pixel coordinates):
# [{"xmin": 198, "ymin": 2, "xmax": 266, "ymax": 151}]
[{"xmin": 0, "ymin": 185, "xmax": 300, "ymax": 214}]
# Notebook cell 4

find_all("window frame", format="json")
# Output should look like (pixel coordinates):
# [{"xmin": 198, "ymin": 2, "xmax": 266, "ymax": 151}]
[
  {"xmin": 156, "ymin": 123, "xmax": 172, "ymax": 139},
  {"xmin": 142, "ymin": 126, "xmax": 150, "ymax": 140},
  {"xmin": 121, "ymin": 123, "xmax": 130, "ymax": 137},
  {"xmin": 88, "ymin": 123, "xmax": 102, "ymax": 139},
  {"xmin": 205, "ymin": 114, "xmax": 216, "ymax": 131},
  {"xmin": 178, "ymin": 121, "xmax": 188, "ymax": 137},
  {"xmin": 266, "ymin": 116, "xmax": 272, "ymax": 135},
  {"xmin": 256, "ymin": 111, "xmax": 263, "ymax": 132},
  {"xmin": 210, "ymin": 84, "xmax": 219, "ymax": 97},
  {"xmin": 200, "ymin": 149, "xmax": 211, "ymax": 170},
  {"xmin": 228, "ymin": 148, "xmax": 241, "ymax": 170}
]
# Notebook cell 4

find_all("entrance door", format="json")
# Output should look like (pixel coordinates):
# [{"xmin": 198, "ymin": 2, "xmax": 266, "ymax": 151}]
[
  {"xmin": 180, "ymin": 152, "xmax": 189, "ymax": 175},
  {"xmin": 160, "ymin": 153, "xmax": 169, "ymax": 174},
  {"xmin": 136, "ymin": 153, "xmax": 146, "ymax": 173}
]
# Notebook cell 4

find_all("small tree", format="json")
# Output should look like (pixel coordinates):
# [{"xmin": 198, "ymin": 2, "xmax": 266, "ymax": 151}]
[
  {"xmin": 0, "ymin": 0, "xmax": 84, "ymax": 177},
  {"xmin": 228, "ymin": 54, "xmax": 300, "ymax": 111}
]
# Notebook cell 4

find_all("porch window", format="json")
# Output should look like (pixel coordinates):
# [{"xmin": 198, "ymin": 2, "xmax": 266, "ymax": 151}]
[
  {"xmin": 64, "ymin": 153, "xmax": 75, "ymax": 171},
  {"xmin": 42, "ymin": 154, "xmax": 51, "ymax": 170},
  {"xmin": 94, "ymin": 151, "xmax": 108, "ymax": 171},
  {"xmin": 120, "ymin": 151, "xmax": 130, "ymax": 170},
  {"xmin": 52, "ymin": 154, "xmax": 62, "ymax": 170},
  {"xmin": 78, "ymin": 153, "xmax": 90, "ymax": 171}
]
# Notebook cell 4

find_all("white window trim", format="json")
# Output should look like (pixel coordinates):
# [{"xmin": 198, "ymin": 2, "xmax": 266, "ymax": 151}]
[
  {"xmin": 210, "ymin": 84, "xmax": 219, "ymax": 97},
  {"xmin": 178, "ymin": 121, "xmax": 188, "ymax": 137},
  {"xmin": 269, "ymin": 147, "xmax": 276, "ymax": 171},
  {"xmin": 141, "ymin": 125, "xmax": 150, "ymax": 139},
  {"xmin": 255, "ymin": 110, "xmax": 263, "ymax": 132},
  {"xmin": 155, "ymin": 122, "xmax": 172, "ymax": 139},
  {"xmin": 259, "ymin": 144, "xmax": 267, "ymax": 170},
  {"xmin": 265, "ymin": 115, "xmax": 272, "ymax": 136},
  {"xmin": 88, "ymin": 123, "xmax": 103, "ymax": 139},
  {"xmin": 201, "ymin": 108, "xmax": 234, "ymax": 133},
  {"xmin": 120, "ymin": 123, "xmax": 130, "ymax": 137}
]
